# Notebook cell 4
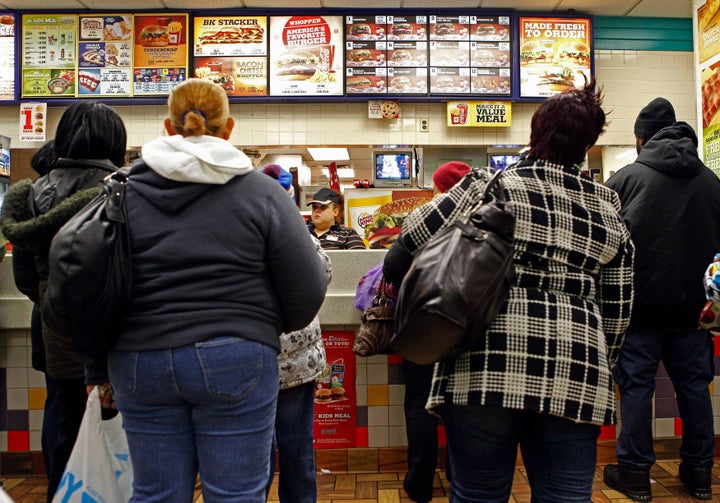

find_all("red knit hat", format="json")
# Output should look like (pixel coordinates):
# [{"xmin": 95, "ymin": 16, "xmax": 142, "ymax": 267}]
[{"xmin": 432, "ymin": 161, "xmax": 471, "ymax": 193}]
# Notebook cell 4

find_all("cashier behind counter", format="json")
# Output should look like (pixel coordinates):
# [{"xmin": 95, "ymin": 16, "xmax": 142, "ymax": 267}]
[{"xmin": 307, "ymin": 188, "xmax": 366, "ymax": 250}]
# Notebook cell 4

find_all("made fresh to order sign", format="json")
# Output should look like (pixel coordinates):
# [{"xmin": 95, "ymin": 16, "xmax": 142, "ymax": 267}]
[{"xmin": 446, "ymin": 101, "xmax": 511, "ymax": 127}]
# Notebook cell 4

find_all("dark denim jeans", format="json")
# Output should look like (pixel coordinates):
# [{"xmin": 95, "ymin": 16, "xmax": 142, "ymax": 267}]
[
  {"xmin": 267, "ymin": 381, "xmax": 317, "ymax": 503},
  {"xmin": 441, "ymin": 404, "xmax": 600, "ymax": 503},
  {"xmin": 108, "ymin": 336, "xmax": 278, "ymax": 503},
  {"xmin": 613, "ymin": 326, "xmax": 715, "ymax": 470}
]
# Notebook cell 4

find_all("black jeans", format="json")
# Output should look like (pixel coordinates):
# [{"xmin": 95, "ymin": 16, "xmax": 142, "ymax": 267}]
[
  {"xmin": 403, "ymin": 360, "xmax": 441, "ymax": 502},
  {"xmin": 613, "ymin": 326, "xmax": 715, "ymax": 470},
  {"xmin": 46, "ymin": 378, "xmax": 87, "ymax": 503}
]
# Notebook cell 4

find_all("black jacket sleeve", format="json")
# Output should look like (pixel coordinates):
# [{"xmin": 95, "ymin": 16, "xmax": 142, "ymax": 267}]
[{"xmin": 383, "ymin": 239, "xmax": 413, "ymax": 287}]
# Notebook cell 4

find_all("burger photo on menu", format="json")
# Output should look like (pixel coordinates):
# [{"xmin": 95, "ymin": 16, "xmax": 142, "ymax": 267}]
[
  {"xmin": 138, "ymin": 24, "xmax": 170, "ymax": 47},
  {"xmin": 195, "ymin": 59, "xmax": 236, "ymax": 93},
  {"xmin": 520, "ymin": 40, "xmax": 555, "ymax": 65},
  {"xmin": 388, "ymin": 68, "xmax": 427, "ymax": 93},
  {"xmin": 275, "ymin": 49, "xmax": 320, "ymax": 80},
  {"xmin": 388, "ymin": 17, "xmax": 427, "ymax": 40},
  {"xmin": 430, "ymin": 42, "xmax": 469, "ymax": 66},
  {"xmin": 346, "ymin": 69, "xmax": 386, "ymax": 93},
  {"xmin": 387, "ymin": 41, "xmax": 427, "ymax": 67},
  {"xmin": 472, "ymin": 73, "xmax": 511, "ymax": 94},
  {"xmin": 472, "ymin": 23, "xmax": 510, "ymax": 41},
  {"xmin": 553, "ymin": 40, "xmax": 591, "ymax": 67},
  {"xmin": 346, "ymin": 19, "xmax": 385, "ymax": 41},
  {"xmin": 536, "ymin": 66, "xmax": 577, "ymax": 93},
  {"xmin": 471, "ymin": 47, "xmax": 509, "ymax": 67},
  {"xmin": 430, "ymin": 70, "xmax": 470, "ymax": 94},
  {"xmin": 364, "ymin": 197, "xmax": 431, "ymax": 249},
  {"xmin": 346, "ymin": 42, "xmax": 385, "ymax": 67}
]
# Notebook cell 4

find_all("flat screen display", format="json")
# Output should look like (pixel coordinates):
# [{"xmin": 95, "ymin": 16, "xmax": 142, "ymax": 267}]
[
  {"xmin": 489, "ymin": 154, "xmax": 519, "ymax": 170},
  {"xmin": 373, "ymin": 150, "xmax": 413, "ymax": 187}
]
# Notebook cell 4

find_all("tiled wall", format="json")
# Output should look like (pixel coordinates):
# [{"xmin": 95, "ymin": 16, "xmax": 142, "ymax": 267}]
[
  {"xmin": 0, "ymin": 50, "xmax": 698, "ymax": 153},
  {"xmin": 0, "ymin": 49, "xmax": 708, "ymax": 458}
]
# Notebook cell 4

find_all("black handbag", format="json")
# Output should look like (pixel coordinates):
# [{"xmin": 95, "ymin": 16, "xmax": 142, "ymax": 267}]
[
  {"xmin": 391, "ymin": 169, "xmax": 515, "ymax": 365},
  {"xmin": 353, "ymin": 278, "xmax": 395, "ymax": 357},
  {"xmin": 41, "ymin": 168, "xmax": 132, "ymax": 366}
]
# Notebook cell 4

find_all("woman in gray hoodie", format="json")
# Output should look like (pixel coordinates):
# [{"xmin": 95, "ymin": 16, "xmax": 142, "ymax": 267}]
[{"xmin": 108, "ymin": 79, "xmax": 328, "ymax": 503}]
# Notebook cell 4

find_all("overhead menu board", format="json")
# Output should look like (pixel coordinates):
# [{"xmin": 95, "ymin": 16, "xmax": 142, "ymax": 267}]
[
  {"xmin": 341, "ymin": 13, "xmax": 511, "ymax": 96},
  {"xmin": 0, "ymin": 13, "xmax": 15, "ymax": 101},
  {"xmin": 518, "ymin": 17, "xmax": 592, "ymax": 98},
  {"xmin": 269, "ymin": 15, "xmax": 343, "ymax": 96},
  {"xmin": 193, "ymin": 16, "xmax": 268, "ymax": 96},
  {"xmin": 78, "ymin": 15, "xmax": 133, "ymax": 97},
  {"xmin": 21, "ymin": 14, "xmax": 78, "ymax": 98},
  {"xmin": 133, "ymin": 13, "xmax": 188, "ymax": 96}
]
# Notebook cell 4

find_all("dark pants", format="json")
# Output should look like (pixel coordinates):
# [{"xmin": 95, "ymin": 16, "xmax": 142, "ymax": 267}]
[
  {"xmin": 46, "ymin": 378, "xmax": 87, "ymax": 503},
  {"xmin": 267, "ymin": 381, "xmax": 317, "ymax": 503},
  {"xmin": 41, "ymin": 375, "xmax": 59, "ymax": 480},
  {"xmin": 442, "ymin": 404, "xmax": 600, "ymax": 503},
  {"xmin": 613, "ymin": 325, "xmax": 715, "ymax": 470},
  {"xmin": 403, "ymin": 360, "xmax": 441, "ymax": 502}
]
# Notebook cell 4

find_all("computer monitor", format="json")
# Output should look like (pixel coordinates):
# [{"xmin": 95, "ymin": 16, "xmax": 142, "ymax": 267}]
[
  {"xmin": 489, "ymin": 154, "xmax": 519, "ymax": 171},
  {"xmin": 372, "ymin": 149, "xmax": 413, "ymax": 188}
]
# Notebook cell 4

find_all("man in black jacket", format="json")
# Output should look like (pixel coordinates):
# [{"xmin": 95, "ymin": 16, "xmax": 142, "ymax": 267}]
[{"xmin": 604, "ymin": 98, "xmax": 720, "ymax": 501}]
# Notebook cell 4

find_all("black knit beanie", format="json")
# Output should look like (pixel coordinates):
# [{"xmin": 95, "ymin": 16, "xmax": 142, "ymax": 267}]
[{"xmin": 634, "ymin": 97, "xmax": 676, "ymax": 139}]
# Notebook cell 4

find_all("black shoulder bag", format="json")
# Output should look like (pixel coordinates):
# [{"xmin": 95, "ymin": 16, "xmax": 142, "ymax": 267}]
[
  {"xmin": 42, "ymin": 168, "xmax": 133, "ymax": 366},
  {"xmin": 391, "ymin": 170, "xmax": 515, "ymax": 365}
]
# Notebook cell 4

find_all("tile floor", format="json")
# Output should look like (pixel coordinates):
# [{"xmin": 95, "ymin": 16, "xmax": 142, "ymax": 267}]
[{"xmin": 3, "ymin": 461, "xmax": 720, "ymax": 502}]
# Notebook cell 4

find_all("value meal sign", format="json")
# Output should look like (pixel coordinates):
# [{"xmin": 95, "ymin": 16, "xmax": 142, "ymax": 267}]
[{"xmin": 518, "ymin": 17, "xmax": 592, "ymax": 98}]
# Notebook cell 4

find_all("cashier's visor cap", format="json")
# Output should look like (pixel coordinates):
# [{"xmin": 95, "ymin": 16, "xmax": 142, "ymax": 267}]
[{"xmin": 308, "ymin": 188, "xmax": 341, "ymax": 206}]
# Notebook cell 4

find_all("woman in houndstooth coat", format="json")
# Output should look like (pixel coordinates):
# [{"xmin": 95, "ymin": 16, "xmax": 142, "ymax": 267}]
[{"xmin": 383, "ymin": 78, "xmax": 635, "ymax": 503}]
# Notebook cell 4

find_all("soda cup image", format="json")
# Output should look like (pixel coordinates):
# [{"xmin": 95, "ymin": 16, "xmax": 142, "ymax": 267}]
[
  {"xmin": 330, "ymin": 359, "xmax": 345, "ymax": 388},
  {"xmin": 450, "ymin": 104, "xmax": 468, "ymax": 125}
]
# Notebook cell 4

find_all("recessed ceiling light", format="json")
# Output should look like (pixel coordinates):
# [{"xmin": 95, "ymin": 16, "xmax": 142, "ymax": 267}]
[{"xmin": 307, "ymin": 148, "xmax": 350, "ymax": 161}]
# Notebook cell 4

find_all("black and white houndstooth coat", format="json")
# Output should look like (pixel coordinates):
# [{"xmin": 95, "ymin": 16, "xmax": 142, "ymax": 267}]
[{"xmin": 384, "ymin": 158, "xmax": 635, "ymax": 425}]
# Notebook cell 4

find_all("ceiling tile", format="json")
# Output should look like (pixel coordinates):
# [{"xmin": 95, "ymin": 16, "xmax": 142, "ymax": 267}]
[
  {"xmin": 244, "ymin": 0, "xmax": 323, "ymax": 7},
  {"xmin": 83, "ymin": 0, "xmax": 167, "ymax": 8},
  {"xmin": 477, "ymin": 0, "xmax": 561, "ymax": 12},
  {"xmin": 628, "ymin": 0, "xmax": 692, "ymax": 18},
  {"xmin": 403, "ymin": 0, "xmax": 481, "ymax": 7},
  {"xmin": 0, "ymin": 0, "xmax": 694, "ymax": 18},
  {"xmin": 164, "ymin": 0, "xmax": 245, "ymax": 7},
  {"xmin": 0, "ymin": 0, "xmax": 86, "ymax": 7}
]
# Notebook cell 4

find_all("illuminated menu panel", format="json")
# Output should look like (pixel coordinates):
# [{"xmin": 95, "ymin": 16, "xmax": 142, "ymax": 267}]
[
  {"xmin": 77, "ymin": 15, "xmax": 133, "ymax": 97},
  {"xmin": 269, "ymin": 15, "xmax": 343, "ymax": 97},
  {"xmin": 21, "ymin": 14, "xmax": 77, "ymax": 98},
  {"xmin": 193, "ymin": 16, "xmax": 268, "ymax": 96},
  {"xmin": 0, "ymin": 13, "xmax": 15, "ymax": 101},
  {"xmin": 518, "ymin": 17, "xmax": 591, "ymax": 98},
  {"xmin": 133, "ymin": 13, "xmax": 188, "ymax": 96}
]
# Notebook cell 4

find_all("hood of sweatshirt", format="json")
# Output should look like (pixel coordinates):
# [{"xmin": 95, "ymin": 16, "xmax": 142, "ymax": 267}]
[
  {"xmin": 635, "ymin": 121, "xmax": 705, "ymax": 178},
  {"xmin": 141, "ymin": 134, "xmax": 253, "ymax": 184}
]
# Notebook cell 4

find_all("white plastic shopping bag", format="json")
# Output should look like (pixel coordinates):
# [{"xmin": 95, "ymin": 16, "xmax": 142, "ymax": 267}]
[{"xmin": 52, "ymin": 387, "xmax": 133, "ymax": 503}]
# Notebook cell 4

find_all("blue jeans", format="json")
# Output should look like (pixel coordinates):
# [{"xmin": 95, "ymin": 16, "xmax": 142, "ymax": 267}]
[
  {"xmin": 267, "ymin": 381, "xmax": 317, "ymax": 503},
  {"xmin": 441, "ymin": 404, "xmax": 600, "ymax": 503},
  {"xmin": 108, "ymin": 336, "xmax": 278, "ymax": 503},
  {"xmin": 613, "ymin": 326, "xmax": 715, "ymax": 470}
]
